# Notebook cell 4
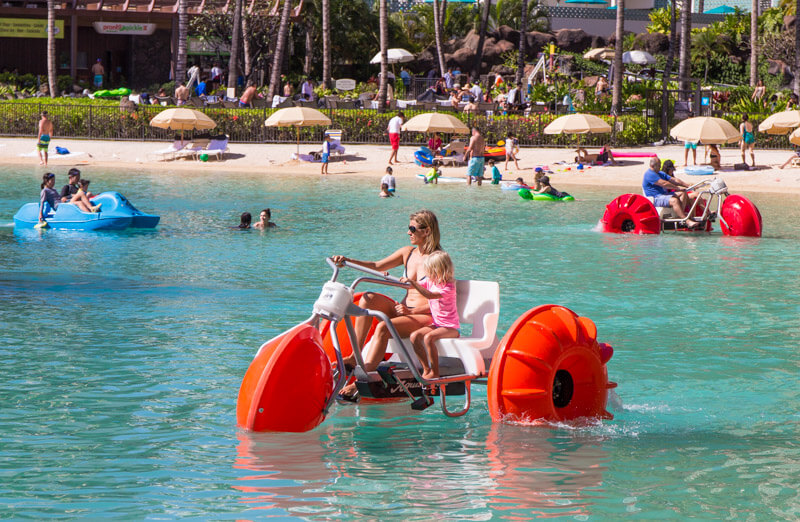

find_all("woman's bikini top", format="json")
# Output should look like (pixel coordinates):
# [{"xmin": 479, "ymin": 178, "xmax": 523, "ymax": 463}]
[{"xmin": 402, "ymin": 246, "xmax": 418, "ymax": 279}]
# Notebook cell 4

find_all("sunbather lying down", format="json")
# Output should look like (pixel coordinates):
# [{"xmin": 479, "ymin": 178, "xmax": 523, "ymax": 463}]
[{"xmin": 575, "ymin": 146, "xmax": 617, "ymax": 165}]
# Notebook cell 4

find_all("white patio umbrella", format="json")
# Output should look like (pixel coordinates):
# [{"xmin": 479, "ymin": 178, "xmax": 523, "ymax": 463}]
[
  {"xmin": 401, "ymin": 113, "xmax": 470, "ymax": 134},
  {"xmin": 622, "ymin": 50, "xmax": 656, "ymax": 65},
  {"xmin": 149, "ymin": 107, "xmax": 217, "ymax": 143},
  {"xmin": 370, "ymin": 48, "xmax": 416, "ymax": 64},
  {"xmin": 265, "ymin": 107, "xmax": 332, "ymax": 156},
  {"xmin": 757, "ymin": 110, "xmax": 800, "ymax": 135},
  {"xmin": 583, "ymin": 47, "xmax": 615, "ymax": 61},
  {"xmin": 669, "ymin": 117, "xmax": 741, "ymax": 144}
]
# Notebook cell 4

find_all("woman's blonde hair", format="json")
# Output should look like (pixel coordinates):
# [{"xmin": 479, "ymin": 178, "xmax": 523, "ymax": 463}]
[
  {"xmin": 410, "ymin": 209, "xmax": 441, "ymax": 255},
  {"xmin": 424, "ymin": 250, "xmax": 455, "ymax": 284}
]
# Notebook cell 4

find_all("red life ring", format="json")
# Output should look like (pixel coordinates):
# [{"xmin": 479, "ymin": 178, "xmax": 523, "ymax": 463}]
[
  {"xmin": 600, "ymin": 194, "xmax": 661, "ymax": 234},
  {"xmin": 487, "ymin": 305, "xmax": 615, "ymax": 424}
]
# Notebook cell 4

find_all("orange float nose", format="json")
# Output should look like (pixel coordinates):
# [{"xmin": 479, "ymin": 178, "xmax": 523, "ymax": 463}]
[
  {"xmin": 237, "ymin": 324, "xmax": 333, "ymax": 432},
  {"xmin": 488, "ymin": 305, "xmax": 615, "ymax": 424}
]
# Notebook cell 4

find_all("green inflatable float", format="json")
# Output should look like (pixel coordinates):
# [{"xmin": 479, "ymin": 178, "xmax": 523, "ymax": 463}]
[
  {"xmin": 94, "ymin": 87, "xmax": 132, "ymax": 98},
  {"xmin": 518, "ymin": 188, "xmax": 574, "ymax": 202}
]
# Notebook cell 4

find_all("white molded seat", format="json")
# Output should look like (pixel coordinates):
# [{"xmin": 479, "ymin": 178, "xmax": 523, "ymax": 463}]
[{"xmin": 379, "ymin": 279, "xmax": 501, "ymax": 377}]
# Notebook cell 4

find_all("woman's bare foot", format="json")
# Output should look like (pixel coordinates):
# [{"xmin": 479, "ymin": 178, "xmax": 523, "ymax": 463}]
[{"xmin": 422, "ymin": 369, "xmax": 437, "ymax": 380}]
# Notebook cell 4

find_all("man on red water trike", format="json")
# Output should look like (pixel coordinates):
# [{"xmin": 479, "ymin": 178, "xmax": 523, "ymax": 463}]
[{"xmin": 642, "ymin": 157, "xmax": 700, "ymax": 229}]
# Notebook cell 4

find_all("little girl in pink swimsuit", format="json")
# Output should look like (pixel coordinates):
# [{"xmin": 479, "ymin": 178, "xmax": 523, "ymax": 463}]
[{"xmin": 401, "ymin": 251, "xmax": 460, "ymax": 380}]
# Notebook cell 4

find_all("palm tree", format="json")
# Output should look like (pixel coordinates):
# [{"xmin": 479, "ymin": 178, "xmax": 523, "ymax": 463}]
[
  {"xmin": 678, "ymin": 0, "xmax": 691, "ymax": 92},
  {"xmin": 750, "ymin": 0, "xmax": 758, "ymax": 86},
  {"xmin": 690, "ymin": 29, "xmax": 717, "ymax": 82},
  {"xmin": 516, "ymin": 0, "xmax": 528, "ymax": 86},
  {"xmin": 660, "ymin": 0, "xmax": 678, "ymax": 139},
  {"xmin": 228, "ymin": 0, "xmax": 243, "ymax": 91},
  {"xmin": 795, "ymin": 0, "xmax": 800, "ymax": 93},
  {"xmin": 472, "ymin": 0, "xmax": 492, "ymax": 81},
  {"xmin": 377, "ymin": 0, "xmax": 388, "ymax": 110},
  {"xmin": 611, "ymin": 0, "xmax": 624, "ymax": 115},
  {"xmin": 176, "ymin": 0, "xmax": 187, "ymax": 86},
  {"xmin": 268, "ymin": 0, "xmax": 293, "ymax": 100},
  {"xmin": 47, "ymin": 0, "xmax": 56, "ymax": 98},
  {"xmin": 322, "ymin": 0, "xmax": 331, "ymax": 89},
  {"xmin": 243, "ymin": 13, "xmax": 252, "ymax": 79},
  {"xmin": 432, "ymin": 0, "xmax": 446, "ymax": 76}
]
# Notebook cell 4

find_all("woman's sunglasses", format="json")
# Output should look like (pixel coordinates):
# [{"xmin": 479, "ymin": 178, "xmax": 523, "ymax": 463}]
[{"xmin": 408, "ymin": 225, "xmax": 426, "ymax": 233}]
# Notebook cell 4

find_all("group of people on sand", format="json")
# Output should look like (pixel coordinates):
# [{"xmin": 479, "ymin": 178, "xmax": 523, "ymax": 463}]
[
  {"xmin": 38, "ymin": 169, "xmax": 100, "ymax": 225},
  {"xmin": 236, "ymin": 209, "xmax": 277, "ymax": 229},
  {"xmin": 332, "ymin": 210, "xmax": 459, "ymax": 402}
]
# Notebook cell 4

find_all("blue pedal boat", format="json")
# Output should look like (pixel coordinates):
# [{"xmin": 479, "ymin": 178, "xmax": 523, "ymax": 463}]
[{"xmin": 13, "ymin": 192, "xmax": 160, "ymax": 230}]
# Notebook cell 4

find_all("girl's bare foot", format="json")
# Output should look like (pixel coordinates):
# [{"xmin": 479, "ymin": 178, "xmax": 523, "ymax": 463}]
[{"xmin": 422, "ymin": 369, "xmax": 436, "ymax": 380}]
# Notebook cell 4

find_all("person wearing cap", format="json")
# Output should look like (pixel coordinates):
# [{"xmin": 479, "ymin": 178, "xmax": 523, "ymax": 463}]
[
  {"xmin": 642, "ymin": 157, "xmax": 700, "ymax": 229},
  {"xmin": 60, "ymin": 168, "xmax": 81, "ymax": 202}
]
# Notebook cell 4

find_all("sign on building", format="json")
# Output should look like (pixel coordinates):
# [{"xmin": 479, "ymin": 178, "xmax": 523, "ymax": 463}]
[
  {"xmin": 0, "ymin": 18, "xmax": 64, "ymax": 39},
  {"xmin": 335, "ymin": 78, "xmax": 357, "ymax": 91},
  {"xmin": 92, "ymin": 22, "xmax": 156, "ymax": 35}
]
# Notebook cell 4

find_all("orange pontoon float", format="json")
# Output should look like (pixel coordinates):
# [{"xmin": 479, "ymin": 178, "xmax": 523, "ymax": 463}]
[{"xmin": 237, "ymin": 259, "xmax": 616, "ymax": 432}]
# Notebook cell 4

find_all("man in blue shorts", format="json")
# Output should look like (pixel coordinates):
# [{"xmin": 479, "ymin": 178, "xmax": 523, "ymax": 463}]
[
  {"xmin": 642, "ymin": 157, "xmax": 699, "ymax": 228},
  {"xmin": 465, "ymin": 126, "xmax": 485, "ymax": 186}
]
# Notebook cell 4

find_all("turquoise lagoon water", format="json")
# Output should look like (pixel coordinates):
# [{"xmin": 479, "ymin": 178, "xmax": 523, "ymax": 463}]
[{"xmin": 0, "ymin": 165, "xmax": 798, "ymax": 519}]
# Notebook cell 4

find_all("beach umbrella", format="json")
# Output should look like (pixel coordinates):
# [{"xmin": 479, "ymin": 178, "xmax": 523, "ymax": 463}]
[
  {"xmin": 543, "ymin": 113, "xmax": 612, "ymax": 135},
  {"xmin": 401, "ymin": 113, "xmax": 470, "ymax": 134},
  {"xmin": 583, "ymin": 47, "xmax": 615, "ymax": 61},
  {"xmin": 706, "ymin": 4, "xmax": 737, "ymax": 14},
  {"xmin": 622, "ymin": 50, "xmax": 656, "ymax": 65},
  {"xmin": 369, "ymin": 48, "xmax": 415, "ymax": 65},
  {"xmin": 757, "ymin": 110, "xmax": 800, "ymax": 135},
  {"xmin": 788, "ymin": 127, "xmax": 800, "ymax": 146},
  {"xmin": 264, "ymin": 106, "xmax": 332, "ymax": 156},
  {"xmin": 669, "ymin": 116, "xmax": 741, "ymax": 144},
  {"xmin": 149, "ymin": 107, "xmax": 216, "ymax": 143}
]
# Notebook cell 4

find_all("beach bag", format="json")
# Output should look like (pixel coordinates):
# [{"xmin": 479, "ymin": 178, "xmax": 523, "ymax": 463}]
[
  {"xmin": 55, "ymin": 146, "xmax": 70, "ymax": 155},
  {"xmin": 733, "ymin": 162, "xmax": 750, "ymax": 171}
]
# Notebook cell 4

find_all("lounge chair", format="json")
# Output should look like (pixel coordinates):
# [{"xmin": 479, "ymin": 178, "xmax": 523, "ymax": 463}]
[
  {"xmin": 434, "ymin": 140, "xmax": 466, "ymax": 167},
  {"xmin": 149, "ymin": 140, "xmax": 186, "ymax": 161},
  {"xmin": 175, "ymin": 139, "xmax": 209, "ymax": 160},
  {"xmin": 203, "ymin": 136, "xmax": 229, "ymax": 160}
]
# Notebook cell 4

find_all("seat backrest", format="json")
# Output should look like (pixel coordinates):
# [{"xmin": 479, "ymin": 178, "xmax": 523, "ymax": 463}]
[
  {"xmin": 454, "ymin": 279, "xmax": 499, "ymax": 341},
  {"xmin": 208, "ymin": 138, "xmax": 228, "ymax": 151},
  {"xmin": 325, "ymin": 129, "xmax": 343, "ymax": 142},
  {"xmin": 444, "ymin": 140, "xmax": 465, "ymax": 153}
]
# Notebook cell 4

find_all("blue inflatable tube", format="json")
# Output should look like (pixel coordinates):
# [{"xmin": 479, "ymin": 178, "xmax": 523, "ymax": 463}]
[
  {"xmin": 414, "ymin": 147, "xmax": 435, "ymax": 167},
  {"xmin": 684, "ymin": 165, "xmax": 715, "ymax": 176}
]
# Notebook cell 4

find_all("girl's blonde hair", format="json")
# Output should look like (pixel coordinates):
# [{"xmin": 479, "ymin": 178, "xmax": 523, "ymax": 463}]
[
  {"xmin": 424, "ymin": 250, "xmax": 455, "ymax": 284},
  {"xmin": 410, "ymin": 209, "xmax": 442, "ymax": 255}
]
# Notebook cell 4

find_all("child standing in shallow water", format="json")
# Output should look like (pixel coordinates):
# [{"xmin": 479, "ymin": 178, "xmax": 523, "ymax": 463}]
[{"xmin": 401, "ymin": 251, "xmax": 460, "ymax": 380}]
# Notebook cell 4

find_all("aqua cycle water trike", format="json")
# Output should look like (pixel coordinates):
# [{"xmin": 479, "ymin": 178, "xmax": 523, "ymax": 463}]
[
  {"xmin": 599, "ymin": 178, "xmax": 762, "ymax": 236},
  {"xmin": 237, "ymin": 258, "xmax": 617, "ymax": 432}
]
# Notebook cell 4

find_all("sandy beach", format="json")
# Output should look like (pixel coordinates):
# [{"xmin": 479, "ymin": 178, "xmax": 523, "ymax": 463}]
[{"xmin": 2, "ymin": 136, "xmax": 799, "ymax": 195}]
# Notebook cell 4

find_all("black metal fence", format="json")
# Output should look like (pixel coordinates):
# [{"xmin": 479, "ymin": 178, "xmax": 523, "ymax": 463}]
[{"xmin": 8, "ymin": 100, "xmax": 785, "ymax": 149}]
